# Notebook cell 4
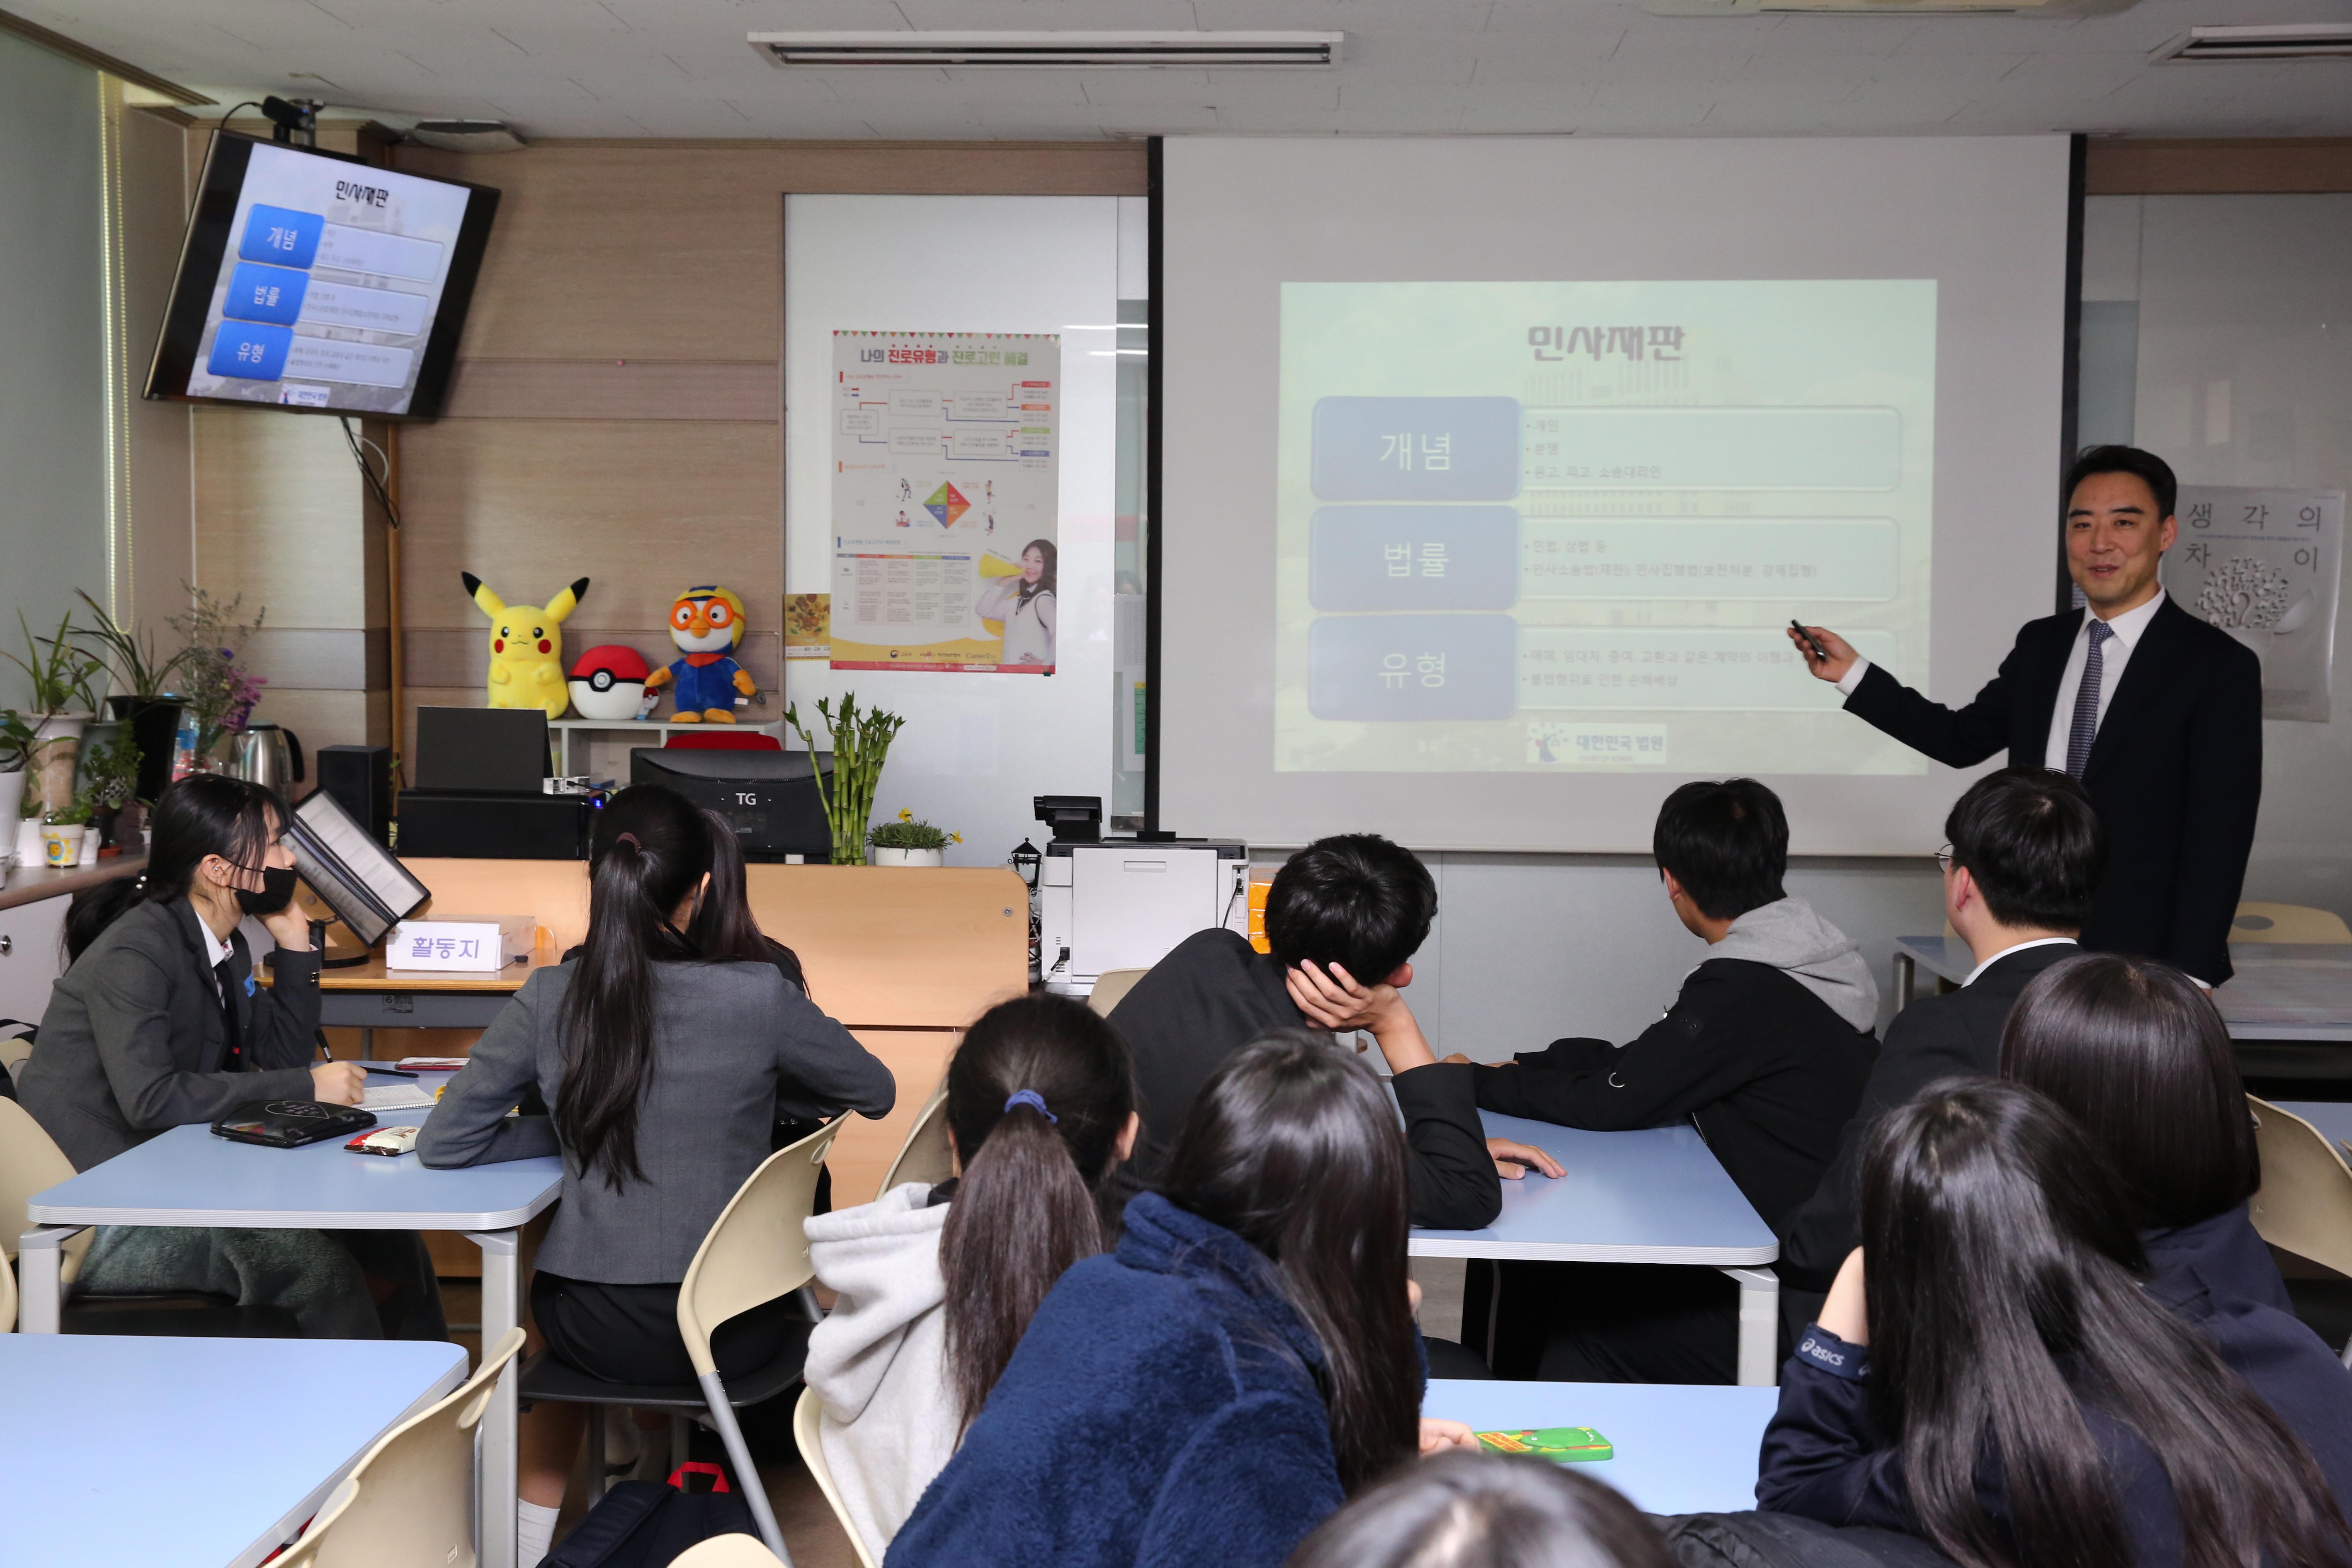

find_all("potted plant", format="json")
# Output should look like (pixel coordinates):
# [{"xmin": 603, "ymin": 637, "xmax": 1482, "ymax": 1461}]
[
  {"xmin": 76, "ymin": 727, "xmax": 143, "ymax": 857},
  {"xmin": 783, "ymin": 691, "xmax": 905, "ymax": 867},
  {"xmin": 167, "ymin": 586, "xmax": 267, "ymax": 774},
  {"xmin": 0, "ymin": 708, "xmax": 34, "ymax": 859},
  {"xmin": 74, "ymin": 590, "xmax": 185, "ymax": 804},
  {"xmin": 40, "ymin": 791, "xmax": 94, "ymax": 869},
  {"xmin": 5, "ymin": 610, "xmax": 105, "ymax": 818},
  {"xmin": 868, "ymin": 809, "xmax": 961, "ymax": 868}
]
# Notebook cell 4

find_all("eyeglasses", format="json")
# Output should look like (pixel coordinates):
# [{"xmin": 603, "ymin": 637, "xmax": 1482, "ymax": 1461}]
[{"xmin": 1933, "ymin": 845, "xmax": 1956, "ymax": 872}]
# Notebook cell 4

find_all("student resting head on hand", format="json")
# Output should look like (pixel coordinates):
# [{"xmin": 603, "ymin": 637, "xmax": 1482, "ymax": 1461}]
[
  {"xmin": 1757, "ymin": 1077, "xmax": 2352, "ymax": 1568},
  {"xmin": 803, "ymin": 991, "xmax": 1139, "ymax": 1561},
  {"xmin": 886, "ymin": 1028, "xmax": 1473, "ymax": 1568},
  {"xmin": 1286, "ymin": 1450, "xmax": 1671, "ymax": 1568}
]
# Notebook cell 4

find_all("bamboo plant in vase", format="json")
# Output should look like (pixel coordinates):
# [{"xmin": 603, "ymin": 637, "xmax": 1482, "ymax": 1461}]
[
  {"xmin": 167, "ymin": 587, "xmax": 266, "ymax": 777},
  {"xmin": 784, "ymin": 692, "xmax": 906, "ymax": 867},
  {"xmin": 4, "ymin": 611, "xmax": 105, "ymax": 819}
]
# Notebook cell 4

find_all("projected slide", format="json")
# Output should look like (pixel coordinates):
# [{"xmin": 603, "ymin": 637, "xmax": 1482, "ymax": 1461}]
[
  {"xmin": 1275, "ymin": 280, "xmax": 1936, "ymax": 776},
  {"xmin": 185, "ymin": 143, "xmax": 473, "ymax": 416}
]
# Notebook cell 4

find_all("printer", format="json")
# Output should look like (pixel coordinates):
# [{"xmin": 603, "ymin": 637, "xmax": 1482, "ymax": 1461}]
[{"xmin": 1032, "ymin": 797, "xmax": 1249, "ymax": 999}]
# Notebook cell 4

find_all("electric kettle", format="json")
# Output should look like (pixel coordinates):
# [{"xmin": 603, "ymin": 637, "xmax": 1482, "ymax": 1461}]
[{"xmin": 220, "ymin": 724, "xmax": 305, "ymax": 796}]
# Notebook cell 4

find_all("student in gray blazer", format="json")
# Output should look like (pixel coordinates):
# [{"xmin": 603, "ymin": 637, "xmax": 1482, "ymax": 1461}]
[
  {"xmin": 419, "ymin": 784, "xmax": 896, "ymax": 1567},
  {"xmin": 17, "ymin": 775, "xmax": 438, "ymax": 1339}
]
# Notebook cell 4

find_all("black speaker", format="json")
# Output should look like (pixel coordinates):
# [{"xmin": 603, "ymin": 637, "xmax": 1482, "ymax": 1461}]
[{"xmin": 314, "ymin": 744, "xmax": 395, "ymax": 845}]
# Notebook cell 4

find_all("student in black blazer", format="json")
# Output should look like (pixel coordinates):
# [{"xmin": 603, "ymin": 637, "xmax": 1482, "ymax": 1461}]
[
  {"xmin": 1777, "ymin": 767, "xmax": 2104, "ymax": 1322},
  {"xmin": 16, "ymin": 775, "xmax": 439, "ymax": 1339},
  {"xmin": 1792, "ymin": 446, "xmax": 2261, "ymax": 986}
]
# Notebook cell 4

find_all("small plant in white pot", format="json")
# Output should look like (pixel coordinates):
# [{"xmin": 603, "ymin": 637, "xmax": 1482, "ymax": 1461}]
[
  {"xmin": 867, "ymin": 810, "xmax": 960, "ymax": 868},
  {"xmin": 6, "ymin": 611, "xmax": 104, "ymax": 818},
  {"xmin": 0, "ymin": 708, "xmax": 34, "ymax": 866}
]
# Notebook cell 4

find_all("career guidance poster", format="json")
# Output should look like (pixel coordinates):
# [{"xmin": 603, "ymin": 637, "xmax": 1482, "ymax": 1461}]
[{"xmin": 830, "ymin": 332, "xmax": 1059, "ymax": 673}]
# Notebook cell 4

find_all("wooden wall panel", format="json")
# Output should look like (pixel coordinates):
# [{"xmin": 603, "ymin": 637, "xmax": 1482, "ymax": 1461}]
[
  {"xmin": 396, "ymin": 417, "xmax": 782, "ymax": 635},
  {"xmin": 840, "ymin": 1030, "xmax": 959, "ymax": 1206},
  {"xmin": 2086, "ymin": 138, "xmax": 2352, "ymax": 194}
]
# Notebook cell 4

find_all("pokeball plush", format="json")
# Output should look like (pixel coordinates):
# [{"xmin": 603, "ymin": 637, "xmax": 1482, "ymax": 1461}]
[{"xmin": 567, "ymin": 645, "xmax": 652, "ymax": 721}]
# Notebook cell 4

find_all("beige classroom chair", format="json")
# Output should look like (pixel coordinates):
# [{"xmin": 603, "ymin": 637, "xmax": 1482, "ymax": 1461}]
[
  {"xmin": 519, "ymin": 1121, "xmax": 840, "ymax": 1566},
  {"xmin": 2247, "ymin": 1096, "xmax": 2352, "ymax": 1367},
  {"xmin": 671, "ymin": 1535, "xmax": 789, "ymax": 1567},
  {"xmin": 2232, "ymin": 903, "xmax": 2352, "ymax": 944},
  {"xmin": 272, "ymin": 1327, "xmax": 527, "ymax": 1567},
  {"xmin": 0, "ymin": 1098, "xmax": 92, "ymax": 1284},
  {"xmin": 793, "ymin": 1385, "xmax": 882, "ymax": 1568},
  {"xmin": 1087, "ymin": 966, "xmax": 1151, "ymax": 1017},
  {"xmin": 879, "ymin": 1086, "xmax": 954, "ymax": 1197}
]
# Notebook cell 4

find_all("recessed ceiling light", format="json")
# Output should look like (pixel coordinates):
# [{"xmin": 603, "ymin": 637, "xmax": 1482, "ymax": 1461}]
[{"xmin": 746, "ymin": 32, "xmax": 1344, "ymax": 69}]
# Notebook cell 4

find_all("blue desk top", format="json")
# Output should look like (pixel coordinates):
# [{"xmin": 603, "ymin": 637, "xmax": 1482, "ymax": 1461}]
[
  {"xmin": 2274, "ymin": 1101, "xmax": 2352, "ymax": 1156},
  {"xmin": 1898, "ymin": 937, "xmax": 2352, "ymax": 1042},
  {"xmin": 29, "ymin": 1074, "xmax": 564, "ymax": 1231},
  {"xmin": 0, "ymin": 1334, "xmax": 467, "ymax": 1567},
  {"xmin": 1422, "ymin": 1378, "xmax": 1777, "ymax": 1515},
  {"xmin": 1410, "ymin": 1112, "xmax": 1776, "ymax": 1265}
]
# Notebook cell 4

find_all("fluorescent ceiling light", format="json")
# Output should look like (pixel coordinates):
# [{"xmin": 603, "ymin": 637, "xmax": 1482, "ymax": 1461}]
[
  {"xmin": 747, "ymin": 32, "xmax": 1343, "ymax": 69},
  {"xmin": 2154, "ymin": 24, "xmax": 2352, "ymax": 61}
]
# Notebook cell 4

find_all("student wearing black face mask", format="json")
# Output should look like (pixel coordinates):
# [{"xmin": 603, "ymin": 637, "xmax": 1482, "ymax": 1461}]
[{"xmin": 20, "ymin": 774, "xmax": 444, "ymax": 1338}]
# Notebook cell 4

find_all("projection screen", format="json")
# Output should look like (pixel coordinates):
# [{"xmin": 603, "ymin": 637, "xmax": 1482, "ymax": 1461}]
[{"xmin": 1158, "ymin": 135, "xmax": 2073, "ymax": 854}]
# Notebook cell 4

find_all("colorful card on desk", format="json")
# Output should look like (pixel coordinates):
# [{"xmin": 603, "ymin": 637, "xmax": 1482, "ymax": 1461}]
[{"xmin": 1476, "ymin": 1427, "xmax": 1612, "ymax": 1463}]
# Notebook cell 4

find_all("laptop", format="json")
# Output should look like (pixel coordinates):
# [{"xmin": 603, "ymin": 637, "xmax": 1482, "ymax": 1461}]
[{"xmin": 413, "ymin": 707, "xmax": 551, "ymax": 795}]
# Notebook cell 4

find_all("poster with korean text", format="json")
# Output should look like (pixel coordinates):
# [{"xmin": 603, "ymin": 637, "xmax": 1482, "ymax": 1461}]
[
  {"xmin": 830, "ymin": 332, "xmax": 1059, "ymax": 673},
  {"xmin": 2164, "ymin": 486, "xmax": 2343, "ymax": 722}
]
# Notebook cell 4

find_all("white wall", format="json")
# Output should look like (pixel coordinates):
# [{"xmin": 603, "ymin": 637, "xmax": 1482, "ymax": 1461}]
[
  {"xmin": 783, "ymin": 195, "xmax": 1120, "ymax": 869},
  {"xmin": 0, "ymin": 32, "xmax": 107, "ymax": 711},
  {"xmin": 2085, "ymin": 193, "xmax": 2352, "ymax": 920}
]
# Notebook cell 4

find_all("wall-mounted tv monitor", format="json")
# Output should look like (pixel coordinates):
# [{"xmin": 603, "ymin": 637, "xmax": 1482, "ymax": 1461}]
[{"xmin": 144, "ymin": 133, "xmax": 499, "ymax": 420}]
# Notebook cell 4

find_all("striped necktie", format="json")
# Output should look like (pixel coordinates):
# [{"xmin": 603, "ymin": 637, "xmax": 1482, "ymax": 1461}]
[{"xmin": 2063, "ymin": 619, "xmax": 2115, "ymax": 779}]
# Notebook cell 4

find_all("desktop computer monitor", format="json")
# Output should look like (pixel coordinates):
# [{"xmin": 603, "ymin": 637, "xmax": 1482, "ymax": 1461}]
[{"xmin": 629, "ymin": 748, "xmax": 835, "ymax": 861}]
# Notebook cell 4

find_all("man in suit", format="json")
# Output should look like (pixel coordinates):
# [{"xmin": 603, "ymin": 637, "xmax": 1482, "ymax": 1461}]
[
  {"xmin": 1791, "ymin": 444, "xmax": 2260, "ymax": 985},
  {"xmin": 1776, "ymin": 766, "xmax": 2106, "ymax": 1332}
]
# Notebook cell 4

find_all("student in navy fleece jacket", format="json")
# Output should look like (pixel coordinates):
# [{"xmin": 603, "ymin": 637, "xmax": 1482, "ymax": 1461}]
[
  {"xmin": 1758, "ymin": 1080, "xmax": 2352, "ymax": 1568},
  {"xmin": 2000, "ymin": 950, "xmax": 2291, "ymax": 1312},
  {"xmin": 886, "ymin": 1031, "xmax": 1476, "ymax": 1568}
]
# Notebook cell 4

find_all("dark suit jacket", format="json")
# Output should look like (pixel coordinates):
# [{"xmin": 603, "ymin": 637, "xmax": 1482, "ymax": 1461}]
[
  {"xmin": 1845, "ymin": 596, "xmax": 2262, "ymax": 985},
  {"xmin": 19, "ymin": 898, "xmax": 322, "ymax": 1170},
  {"xmin": 1776, "ymin": 940, "xmax": 2078, "ymax": 1291},
  {"xmin": 1106, "ymin": 928, "xmax": 1503, "ymax": 1231}
]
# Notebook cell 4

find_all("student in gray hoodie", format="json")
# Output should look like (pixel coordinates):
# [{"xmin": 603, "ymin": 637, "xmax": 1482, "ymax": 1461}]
[
  {"xmin": 803, "ymin": 993, "xmax": 1141, "ymax": 1562},
  {"xmin": 1448, "ymin": 779, "xmax": 1879, "ymax": 1384}
]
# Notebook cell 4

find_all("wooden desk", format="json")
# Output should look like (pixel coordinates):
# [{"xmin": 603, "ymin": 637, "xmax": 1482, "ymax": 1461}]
[{"xmin": 302, "ymin": 857, "xmax": 1028, "ymax": 1202}]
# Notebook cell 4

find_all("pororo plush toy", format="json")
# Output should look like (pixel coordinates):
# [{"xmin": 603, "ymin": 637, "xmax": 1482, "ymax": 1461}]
[
  {"xmin": 645, "ymin": 584, "xmax": 756, "ymax": 723},
  {"xmin": 463, "ymin": 573, "xmax": 588, "ymax": 719}
]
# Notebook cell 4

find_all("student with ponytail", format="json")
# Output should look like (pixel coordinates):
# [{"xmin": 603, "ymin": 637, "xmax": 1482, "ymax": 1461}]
[
  {"xmin": 419, "ymin": 784, "xmax": 894, "ymax": 1566},
  {"xmin": 803, "ymin": 993, "xmax": 1139, "ymax": 1561},
  {"xmin": 1758, "ymin": 1078, "xmax": 2352, "ymax": 1568},
  {"xmin": 887, "ymin": 1029, "xmax": 1475, "ymax": 1568}
]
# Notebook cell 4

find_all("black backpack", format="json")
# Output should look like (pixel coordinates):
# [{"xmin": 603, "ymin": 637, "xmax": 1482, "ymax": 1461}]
[
  {"xmin": 541, "ymin": 1461, "xmax": 759, "ymax": 1568},
  {"xmin": 1658, "ymin": 1511, "xmax": 1957, "ymax": 1568}
]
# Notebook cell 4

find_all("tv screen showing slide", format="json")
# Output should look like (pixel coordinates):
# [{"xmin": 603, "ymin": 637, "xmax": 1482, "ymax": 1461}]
[
  {"xmin": 1279, "ymin": 279, "xmax": 1936, "ymax": 779},
  {"xmin": 146, "ymin": 133, "xmax": 498, "ymax": 420},
  {"xmin": 1161, "ymin": 136, "xmax": 2072, "ymax": 854}
]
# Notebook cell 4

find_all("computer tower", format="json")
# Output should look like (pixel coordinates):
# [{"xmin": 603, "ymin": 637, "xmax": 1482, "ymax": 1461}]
[{"xmin": 313, "ymin": 744, "xmax": 395, "ymax": 845}]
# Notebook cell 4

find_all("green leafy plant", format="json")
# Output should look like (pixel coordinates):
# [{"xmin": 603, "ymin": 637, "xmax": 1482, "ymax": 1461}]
[
  {"xmin": 78, "ymin": 728, "xmax": 143, "ymax": 814},
  {"xmin": 783, "ymin": 692, "xmax": 906, "ymax": 867},
  {"xmin": 73, "ymin": 590, "xmax": 186, "ymax": 700},
  {"xmin": 0, "ymin": 708, "xmax": 36, "ymax": 775},
  {"xmin": 5, "ymin": 611, "xmax": 104, "ymax": 716},
  {"xmin": 18, "ymin": 777, "xmax": 41, "ymax": 818},
  {"xmin": 44, "ymin": 791, "xmax": 93, "ymax": 828},
  {"xmin": 868, "ymin": 809, "xmax": 961, "ymax": 852},
  {"xmin": 167, "ymin": 585, "xmax": 267, "ymax": 759}
]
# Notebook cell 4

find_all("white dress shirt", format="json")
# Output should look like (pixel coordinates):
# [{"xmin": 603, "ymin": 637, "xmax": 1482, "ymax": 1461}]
[
  {"xmin": 1833, "ymin": 589, "xmax": 2169, "ymax": 769},
  {"xmin": 197, "ymin": 911, "xmax": 231, "ymax": 1001},
  {"xmin": 1961, "ymin": 935, "xmax": 2076, "ymax": 988}
]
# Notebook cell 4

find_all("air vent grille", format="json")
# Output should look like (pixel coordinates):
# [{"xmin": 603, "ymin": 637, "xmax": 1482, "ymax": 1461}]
[
  {"xmin": 746, "ymin": 32, "xmax": 1343, "ymax": 69},
  {"xmin": 2155, "ymin": 24, "xmax": 2352, "ymax": 61}
]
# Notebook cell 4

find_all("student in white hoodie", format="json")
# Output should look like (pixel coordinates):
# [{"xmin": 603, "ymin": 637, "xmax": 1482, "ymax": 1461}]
[{"xmin": 804, "ymin": 993, "xmax": 1138, "ymax": 1561}]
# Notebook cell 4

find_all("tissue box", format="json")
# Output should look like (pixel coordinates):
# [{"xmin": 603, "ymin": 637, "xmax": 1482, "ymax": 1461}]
[{"xmin": 388, "ymin": 916, "xmax": 536, "ymax": 972}]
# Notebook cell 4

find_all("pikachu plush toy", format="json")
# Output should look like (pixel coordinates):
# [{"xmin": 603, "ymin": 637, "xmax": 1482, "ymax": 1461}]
[
  {"xmin": 462, "ymin": 572, "xmax": 588, "ymax": 719},
  {"xmin": 646, "ymin": 584, "xmax": 757, "ymax": 722}
]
